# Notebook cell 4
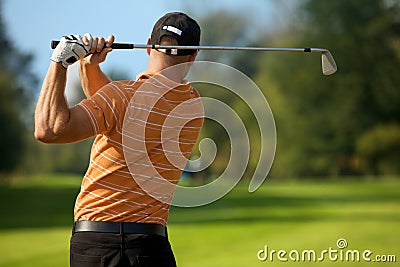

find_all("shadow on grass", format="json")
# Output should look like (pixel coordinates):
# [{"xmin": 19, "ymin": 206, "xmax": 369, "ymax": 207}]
[
  {"xmin": 1, "ymin": 180, "xmax": 399, "ymax": 229},
  {"xmin": 169, "ymin": 185, "xmax": 400, "ymax": 225},
  {"xmin": 0, "ymin": 185, "xmax": 79, "ymax": 230}
]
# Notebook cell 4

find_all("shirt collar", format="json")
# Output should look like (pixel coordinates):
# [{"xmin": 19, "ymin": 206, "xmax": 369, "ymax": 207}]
[
  {"xmin": 136, "ymin": 71, "xmax": 157, "ymax": 81},
  {"xmin": 136, "ymin": 70, "xmax": 190, "ymax": 88}
]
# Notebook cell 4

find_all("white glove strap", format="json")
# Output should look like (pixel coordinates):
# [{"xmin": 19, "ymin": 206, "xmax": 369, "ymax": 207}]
[{"xmin": 51, "ymin": 33, "xmax": 92, "ymax": 68}]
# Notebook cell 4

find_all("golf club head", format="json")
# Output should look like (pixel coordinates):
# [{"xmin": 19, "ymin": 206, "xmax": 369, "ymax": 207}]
[{"xmin": 321, "ymin": 51, "xmax": 337, "ymax": 75}]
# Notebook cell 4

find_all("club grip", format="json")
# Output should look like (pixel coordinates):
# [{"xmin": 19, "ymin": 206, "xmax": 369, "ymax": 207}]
[{"xmin": 51, "ymin": 40, "xmax": 134, "ymax": 49}]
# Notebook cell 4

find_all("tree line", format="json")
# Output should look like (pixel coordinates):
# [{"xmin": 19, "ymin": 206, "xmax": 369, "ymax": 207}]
[
  {"xmin": 1, "ymin": 0, "xmax": 399, "ymax": 178},
  {"xmin": 195, "ymin": 0, "xmax": 400, "ymax": 178},
  {"xmin": 256, "ymin": 0, "xmax": 400, "ymax": 177}
]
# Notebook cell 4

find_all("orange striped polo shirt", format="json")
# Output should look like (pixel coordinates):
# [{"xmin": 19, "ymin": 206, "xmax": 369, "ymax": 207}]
[{"xmin": 75, "ymin": 71, "xmax": 203, "ymax": 226}]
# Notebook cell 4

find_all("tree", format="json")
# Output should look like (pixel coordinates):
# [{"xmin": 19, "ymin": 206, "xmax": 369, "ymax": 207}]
[
  {"xmin": 356, "ymin": 124, "xmax": 400, "ymax": 175},
  {"xmin": 196, "ymin": 10, "xmax": 250, "ymax": 64},
  {"xmin": 0, "ymin": 71, "xmax": 25, "ymax": 172},
  {"xmin": 0, "ymin": 0, "xmax": 37, "ymax": 173},
  {"xmin": 192, "ymin": 11, "xmax": 266, "ymax": 181},
  {"xmin": 256, "ymin": 0, "xmax": 400, "ymax": 177}
]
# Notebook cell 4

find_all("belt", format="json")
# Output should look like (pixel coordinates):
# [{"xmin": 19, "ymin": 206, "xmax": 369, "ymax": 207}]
[{"xmin": 73, "ymin": 220, "xmax": 167, "ymax": 237}]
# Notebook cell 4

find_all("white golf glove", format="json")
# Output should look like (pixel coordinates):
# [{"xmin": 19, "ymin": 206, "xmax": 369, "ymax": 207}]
[{"xmin": 51, "ymin": 33, "xmax": 92, "ymax": 68}]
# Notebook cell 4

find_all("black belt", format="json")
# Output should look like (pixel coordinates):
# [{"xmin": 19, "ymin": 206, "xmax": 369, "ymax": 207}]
[{"xmin": 73, "ymin": 221, "xmax": 167, "ymax": 237}]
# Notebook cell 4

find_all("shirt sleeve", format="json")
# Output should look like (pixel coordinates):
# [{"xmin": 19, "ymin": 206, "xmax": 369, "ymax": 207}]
[{"xmin": 76, "ymin": 83, "xmax": 121, "ymax": 135}]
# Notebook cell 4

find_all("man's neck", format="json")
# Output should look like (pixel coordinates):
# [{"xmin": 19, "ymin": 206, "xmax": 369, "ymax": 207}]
[{"xmin": 146, "ymin": 62, "xmax": 184, "ymax": 84}]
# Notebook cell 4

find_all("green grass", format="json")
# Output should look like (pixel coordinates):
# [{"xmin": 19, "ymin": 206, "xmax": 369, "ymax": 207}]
[{"xmin": 0, "ymin": 175, "xmax": 399, "ymax": 266}]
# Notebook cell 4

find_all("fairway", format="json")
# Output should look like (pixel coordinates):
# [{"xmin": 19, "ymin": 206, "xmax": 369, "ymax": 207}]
[{"xmin": 0, "ymin": 175, "xmax": 399, "ymax": 266}]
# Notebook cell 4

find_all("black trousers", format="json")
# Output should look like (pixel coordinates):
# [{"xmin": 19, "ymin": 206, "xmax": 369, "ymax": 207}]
[{"xmin": 70, "ymin": 231, "xmax": 177, "ymax": 267}]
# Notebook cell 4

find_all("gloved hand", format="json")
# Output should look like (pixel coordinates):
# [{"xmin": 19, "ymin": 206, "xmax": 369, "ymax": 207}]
[{"xmin": 51, "ymin": 33, "xmax": 92, "ymax": 68}]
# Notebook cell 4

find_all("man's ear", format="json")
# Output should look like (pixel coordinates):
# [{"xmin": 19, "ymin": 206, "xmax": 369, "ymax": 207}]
[
  {"xmin": 188, "ymin": 51, "xmax": 198, "ymax": 62},
  {"xmin": 146, "ymin": 38, "xmax": 151, "ymax": 55}
]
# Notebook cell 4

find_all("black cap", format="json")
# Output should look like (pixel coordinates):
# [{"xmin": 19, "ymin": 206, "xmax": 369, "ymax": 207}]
[{"xmin": 151, "ymin": 12, "xmax": 201, "ymax": 56}]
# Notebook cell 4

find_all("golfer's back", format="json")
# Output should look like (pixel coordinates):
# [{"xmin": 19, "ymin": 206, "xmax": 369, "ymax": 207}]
[{"xmin": 74, "ymin": 72, "xmax": 203, "ymax": 226}]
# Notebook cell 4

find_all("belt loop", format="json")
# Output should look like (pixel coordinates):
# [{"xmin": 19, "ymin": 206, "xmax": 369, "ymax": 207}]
[
  {"xmin": 119, "ymin": 222, "xmax": 124, "ymax": 262},
  {"xmin": 119, "ymin": 222, "xmax": 123, "ymax": 235}
]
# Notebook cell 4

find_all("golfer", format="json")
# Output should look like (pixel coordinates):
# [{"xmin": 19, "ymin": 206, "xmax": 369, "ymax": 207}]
[{"xmin": 34, "ymin": 12, "xmax": 203, "ymax": 267}]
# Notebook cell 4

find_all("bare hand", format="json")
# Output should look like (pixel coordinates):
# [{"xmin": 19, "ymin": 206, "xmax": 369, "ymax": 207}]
[{"xmin": 81, "ymin": 35, "xmax": 114, "ymax": 65}]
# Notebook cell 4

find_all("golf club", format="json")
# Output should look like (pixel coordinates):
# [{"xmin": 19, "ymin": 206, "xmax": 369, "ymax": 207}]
[{"xmin": 51, "ymin": 41, "xmax": 338, "ymax": 75}]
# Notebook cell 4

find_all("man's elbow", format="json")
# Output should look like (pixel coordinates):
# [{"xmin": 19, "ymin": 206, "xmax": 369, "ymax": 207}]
[
  {"xmin": 34, "ymin": 127, "xmax": 54, "ymax": 143},
  {"xmin": 34, "ymin": 125, "xmax": 58, "ymax": 143}
]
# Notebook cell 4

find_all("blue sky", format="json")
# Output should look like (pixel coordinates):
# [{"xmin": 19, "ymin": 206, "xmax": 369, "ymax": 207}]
[{"xmin": 3, "ymin": 0, "xmax": 287, "ymax": 85}]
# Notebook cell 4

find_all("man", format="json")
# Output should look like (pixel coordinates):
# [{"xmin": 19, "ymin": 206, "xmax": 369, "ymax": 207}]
[{"xmin": 34, "ymin": 12, "xmax": 203, "ymax": 267}]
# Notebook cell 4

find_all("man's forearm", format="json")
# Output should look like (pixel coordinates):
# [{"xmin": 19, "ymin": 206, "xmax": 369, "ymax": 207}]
[
  {"xmin": 34, "ymin": 62, "xmax": 70, "ymax": 141},
  {"xmin": 79, "ymin": 61, "xmax": 112, "ymax": 98}
]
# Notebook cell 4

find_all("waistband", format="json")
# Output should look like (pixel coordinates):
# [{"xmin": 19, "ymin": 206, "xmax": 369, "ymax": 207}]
[{"xmin": 73, "ymin": 220, "xmax": 167, "ymax": 237}]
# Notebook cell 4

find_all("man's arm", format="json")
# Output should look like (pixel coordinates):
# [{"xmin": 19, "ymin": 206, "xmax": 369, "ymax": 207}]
[
  {"xmin": 34, "ymin": 63, "xmax": 94, "ymax": 144},
  {"xmin": 79, "ymin": 35, "xmax": 114, "ymax": 97}
]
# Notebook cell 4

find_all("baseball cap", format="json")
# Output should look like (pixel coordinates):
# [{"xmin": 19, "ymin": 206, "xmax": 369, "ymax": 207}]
[{"xmin": 151, "ymin": 12, "xmax": 201, "ymax": 56}]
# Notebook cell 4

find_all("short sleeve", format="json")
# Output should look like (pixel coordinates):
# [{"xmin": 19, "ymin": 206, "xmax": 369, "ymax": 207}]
[{"xmin": 76, "ymin": 83, "xmax": 122, "ymax": 135}]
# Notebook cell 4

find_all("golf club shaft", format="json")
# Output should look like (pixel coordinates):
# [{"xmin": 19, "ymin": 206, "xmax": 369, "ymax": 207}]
[
  {"xmin": 50, "ymin": 40, "xmax": 327, "ymax": 53},
  {"xmin": 50, "ymin": 40, "xmax": 337, "ymax": 75}
]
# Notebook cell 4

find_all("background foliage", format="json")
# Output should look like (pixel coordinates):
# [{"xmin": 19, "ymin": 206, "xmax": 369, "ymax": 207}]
[{"xmin": 1, "ymin": 0, "xmax": 399, "ymax": 178}]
